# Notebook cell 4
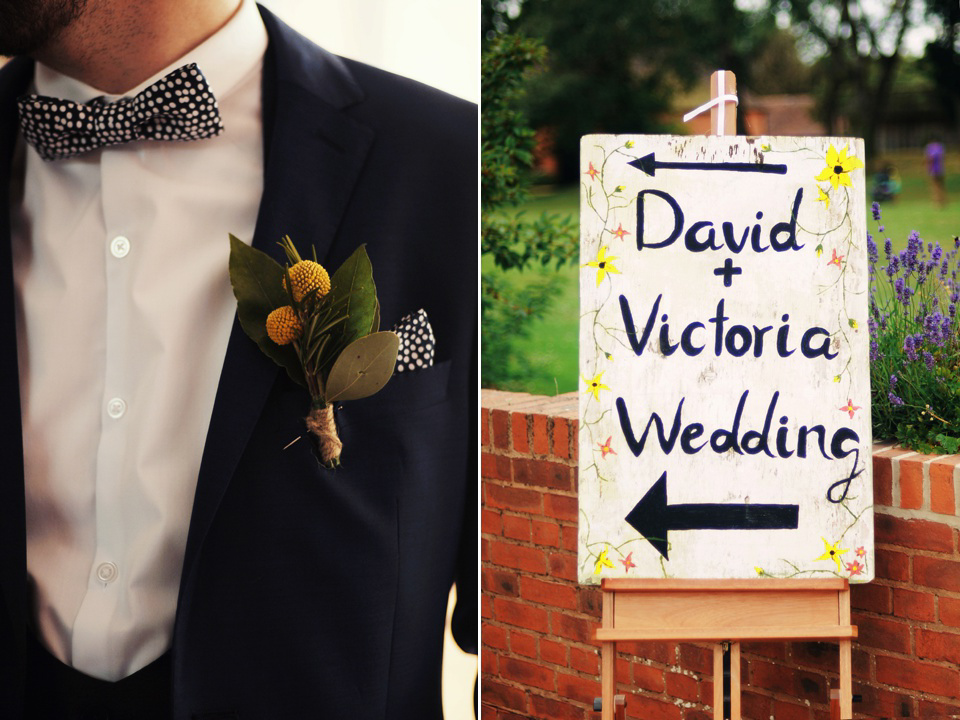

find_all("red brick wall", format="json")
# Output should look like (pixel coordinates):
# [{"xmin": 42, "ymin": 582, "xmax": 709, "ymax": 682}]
[{"xmin": 481, "ymin": 389, "xmax": 960, "ymax": 719}]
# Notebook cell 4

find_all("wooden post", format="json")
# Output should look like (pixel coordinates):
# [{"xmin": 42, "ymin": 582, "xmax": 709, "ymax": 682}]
[{"xmin": 710, "ymin": 70, "xmax": 737, "ymax": 136}]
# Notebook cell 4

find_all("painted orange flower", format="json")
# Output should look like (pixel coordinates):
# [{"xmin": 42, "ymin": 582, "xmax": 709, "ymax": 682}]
[
  {"xmin": 612, "ymin": 223, "xmax": 630, "ymax": 241},
  {"xmin": 620, "ymin": 552, "xmax": 635, "ymax": 572},
  {"xmin": 845, "ymin": 560, "xmax": 864, "ymax": 576},
  {"xmin": 598, "ymin": 436, "xmax": 616, "ymax": 458},
  {"xmin": 828, "ymin": 248, "xmax": 845, "ymax": 268},
  {"xmin": 585, "ymin": 162, "xmax": 599, "ymax": 181},
  {"xmin": 839, "ymin": 399, "xmax": 861, "ymax": 419}
]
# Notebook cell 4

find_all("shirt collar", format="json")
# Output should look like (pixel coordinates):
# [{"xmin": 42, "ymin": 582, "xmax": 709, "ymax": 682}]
[{"xmin": 33, "ymin": 0, "xmax": 268, "ymax": 104}]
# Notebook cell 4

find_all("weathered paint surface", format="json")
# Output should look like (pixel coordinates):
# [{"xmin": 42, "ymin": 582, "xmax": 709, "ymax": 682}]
[{"xmin": 578, "ymin": 135, "xmax": 873, "ymax": 584}]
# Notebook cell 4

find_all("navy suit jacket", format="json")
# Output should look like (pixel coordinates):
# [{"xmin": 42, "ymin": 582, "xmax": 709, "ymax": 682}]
[{"xmin": 0, "ymin": 7, "xmax": 476, "ymax": 719}]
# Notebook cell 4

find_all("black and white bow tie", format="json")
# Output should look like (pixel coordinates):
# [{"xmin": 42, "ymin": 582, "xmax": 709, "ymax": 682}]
[{"xmin": 17, "ymin": 63, "xmax": 224, "ymax": 161}]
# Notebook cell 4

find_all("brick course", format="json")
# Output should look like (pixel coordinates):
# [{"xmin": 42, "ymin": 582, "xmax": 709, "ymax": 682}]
[{"xmin": 482, "ymin": 390, "xmax": 960, "ymax": 719}]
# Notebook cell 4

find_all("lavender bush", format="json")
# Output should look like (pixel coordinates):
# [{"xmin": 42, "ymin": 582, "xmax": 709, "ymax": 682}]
[{"xmin": 869, "ymin": 202, "xmax": 960, "ymax": 453}]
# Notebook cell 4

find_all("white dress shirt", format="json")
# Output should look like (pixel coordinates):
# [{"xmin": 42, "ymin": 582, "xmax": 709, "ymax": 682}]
[{"xmin": 11, "ymin": 0, "xmax": 268, "ymax": 681}]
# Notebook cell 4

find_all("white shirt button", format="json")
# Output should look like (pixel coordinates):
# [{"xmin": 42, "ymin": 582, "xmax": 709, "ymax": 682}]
[
  {"xmin": 106, "ymin": 397, "xmax": 126, "ymax": 419},
  {"xmin": 96, "ymin": 562, "xmax": 118, "ymax": 583},
  {"xmin": 110, "ymin": 235, "xmax": 130, "ymax": 258}
]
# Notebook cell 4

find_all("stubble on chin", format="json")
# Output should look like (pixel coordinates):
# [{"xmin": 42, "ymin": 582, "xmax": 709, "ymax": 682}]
[{"xmin": 0, "ymin": 0, "xmax": 87, "ymax": 58}]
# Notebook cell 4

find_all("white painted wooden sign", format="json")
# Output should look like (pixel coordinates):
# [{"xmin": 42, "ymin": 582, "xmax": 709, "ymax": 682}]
[{"xmin": 578, "ymin": 135, "xmax": 874, "ymax": 584}]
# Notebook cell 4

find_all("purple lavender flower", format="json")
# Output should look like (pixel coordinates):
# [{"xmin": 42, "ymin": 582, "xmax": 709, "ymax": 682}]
[
  {"xmin": 867, "ymin": 234, "xmax": 878, "ymax": 268},
  {"xmin": 950, "ymin": 304, "xmax": 957, "ymax": 319},
  {"xmin": 903, "ymin": 335, "xmax": 917, "ymax": 361},
  {"xmin": 924, "ymin": 351, "xmax": 935, "ymax": 371},
  {"xmin": 870, "ymin": 340, "xmax": 878, "ymax": 361},
  {"xmin": 883, "ymin": 237, "xmax": 892, "ymax": 260},
  {"xmin": 889, "ymin": 373, "xmax": 898, "ymax": 389},
  {"xmin": 871, "ymin": 202, "xmax": 881, "ymax": 222},
  {"xmin": 886, "ymin": 255, "xmax": 900, "ymax": 278},
  {"xmin": 888, "ymin": 392, "xmax": 904, "ymax": 406}
]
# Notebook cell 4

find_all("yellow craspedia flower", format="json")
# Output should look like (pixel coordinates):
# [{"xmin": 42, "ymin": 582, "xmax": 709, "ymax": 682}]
[
  {"xmin": 266, "ymin": 305, "xmax": 303, "ymax": 345},
  {"xmin": 283, "ymin": 260, "xmax": 331, "ymax": 302}
]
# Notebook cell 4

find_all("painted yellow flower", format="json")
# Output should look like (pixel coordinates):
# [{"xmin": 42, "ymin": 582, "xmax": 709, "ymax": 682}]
[
  {"xmin": 754, "ymin": 567, "xmax": 766, "ymax": 576},
  {"xmin": 583, "ymin": 371, "xmax": 609, "ymax": 401},
  {"xmin": 849, "ymin": 318, "xmax": 858, "ymax": 329},
  {"xmin": 815, "ymin": 243, "xmax": 823, "ymax": 258},
  {"xmin": 814, "ymin": 537, "xmax": 849, "ymax": 573},
  {"xmin": 815, "ymin": 144, "xmax": 863, "ymax": 190},
  {"xmin": 584, "ymin": 246, "xmax": 620, "ymax": 286},
  {"xmin": 594, "ymin": 547, "xmax": 615, "ymax": 574},
  {"xmin": 625, "ymin": 140, "xmax": 635, "ymax": 149},
  {"xmin": 816, "ymin": 186, "xmax": 830, "ymax": 211}
]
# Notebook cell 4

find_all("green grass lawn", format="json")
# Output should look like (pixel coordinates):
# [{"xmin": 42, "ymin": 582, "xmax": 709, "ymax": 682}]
[{"xmin": 484, "ymin": 149, "xmax": 960, "ymax": 395}]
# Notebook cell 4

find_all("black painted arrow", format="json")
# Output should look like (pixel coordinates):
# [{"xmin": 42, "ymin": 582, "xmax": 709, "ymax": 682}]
[
  {"xmin": 625, "ymin": 472, "xmax": 799, "ymax": 560},
  {"xmin": 628, "ymin": 152, "xmax": 787, "ymax": 177}
]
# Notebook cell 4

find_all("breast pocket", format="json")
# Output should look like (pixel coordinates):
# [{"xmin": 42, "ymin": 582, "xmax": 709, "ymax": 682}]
[{"xmin": 348, "ymin": 358, "xmax": 452, "ymax": 416}]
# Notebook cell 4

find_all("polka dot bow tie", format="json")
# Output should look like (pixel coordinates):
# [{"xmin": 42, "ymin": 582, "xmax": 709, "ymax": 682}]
[{"xmin": 17, "ymin": 63, "xmax": 223, "ymax": 161}]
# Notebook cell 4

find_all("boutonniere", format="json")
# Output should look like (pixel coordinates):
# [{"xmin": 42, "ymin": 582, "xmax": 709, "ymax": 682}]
[{"xmin": 228, "ymin": 235, "xmax": 398, "ymax": 468}]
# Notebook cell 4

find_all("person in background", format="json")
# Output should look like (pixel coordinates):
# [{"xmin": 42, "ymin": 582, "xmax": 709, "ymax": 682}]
[
  {"xmin": 0, "ymin": 0, "xmax": 477, "ymax": 718},
  {"xmin": 925, "ymin": 136, "xmax": 947, "ymax": 207}
]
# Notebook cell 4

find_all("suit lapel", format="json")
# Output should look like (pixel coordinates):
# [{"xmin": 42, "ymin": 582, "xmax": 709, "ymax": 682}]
[
  {"xmin": 0, "ymin": 57, "xmax": 34, "ymax": 662},
  {"xmin": 178, "ymin": 7, "xmax": 375, "ymax": 587}
]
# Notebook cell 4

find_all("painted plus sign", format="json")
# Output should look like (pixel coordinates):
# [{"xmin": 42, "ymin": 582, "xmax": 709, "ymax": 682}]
[{"xmin": 714, "ymin": 258, "xmax": 742, "ymax": 287}]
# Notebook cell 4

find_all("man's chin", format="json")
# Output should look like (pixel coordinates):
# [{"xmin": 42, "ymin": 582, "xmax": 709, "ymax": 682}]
[{"xmin": 0, "ymin": 0, "xmax": 85, "ymax": 58}]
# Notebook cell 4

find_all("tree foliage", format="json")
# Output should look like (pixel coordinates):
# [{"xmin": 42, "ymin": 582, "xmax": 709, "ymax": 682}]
[
  {"xmin": 922, "ymin": 0, "xmax": 960, "ymax": 126},
  {"xmin": 481, "ymin": 28, "xmax": 577, "ymax": 389},
  {"xmin": 780, "ymin": 0, "xmax": 922, "ymax": 154},
  {"xmin": 508, "ymin": 0, "xmax": 774, "ymax": 181}
]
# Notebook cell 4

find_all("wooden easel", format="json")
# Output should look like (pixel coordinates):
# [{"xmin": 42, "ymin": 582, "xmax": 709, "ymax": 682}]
[
  {"xmin": 592, "ymin": 71, "xmax": 858, "ymax": 718},
  {"xmin": 595, "ymin": 578, "xmax": 857, "ymax": 720}
]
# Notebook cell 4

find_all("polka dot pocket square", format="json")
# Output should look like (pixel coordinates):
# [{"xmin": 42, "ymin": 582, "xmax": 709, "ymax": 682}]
[{"xmin": 392, "ymin": 309, "xmax": 435, "ymax": 373}]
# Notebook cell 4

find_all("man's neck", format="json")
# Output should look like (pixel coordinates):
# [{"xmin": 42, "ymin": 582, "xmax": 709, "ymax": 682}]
[{"xmin": 33, "ymin": 0, "xmax": 242, "ymax": 94}]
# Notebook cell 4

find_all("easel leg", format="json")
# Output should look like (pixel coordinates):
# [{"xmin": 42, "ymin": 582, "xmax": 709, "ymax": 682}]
[
  {"xmin": 601, "ymin": 641, "xmax": 614, "ymax": 720},
  {"xmin": 729, "ymin": 642, "xmax": 741, "ymax": 720},
  {"xmin": 713, "ymin": 643, "xmax": 724, "ymax": 720},
  {"xmin": 839, "ymin": 638, "xmax": 852, "ymax": 720}
]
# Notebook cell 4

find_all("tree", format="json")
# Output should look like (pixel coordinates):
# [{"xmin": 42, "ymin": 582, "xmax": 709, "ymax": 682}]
[
  {"xmin": 781, "ymin": 0, "xmax": 920, "ymax": 154},
  {"xmin": 749, "ymin": 27, "xmax": 813, "ymax": 95},
  {"xmin": 508, "ymin": 0, "xmax": 774, "ymax": 181},
  {"xmin": 481, "ymin": 29, "xmax": 577, "ymax": 388},
  {"xmin": 922, "ymin": 0, "xmax": 960, "ymax": 128}
]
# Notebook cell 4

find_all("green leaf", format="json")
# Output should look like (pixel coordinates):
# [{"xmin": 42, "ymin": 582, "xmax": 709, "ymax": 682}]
[
  {"xmin": 229, "ymin": 234, "xmax": 306, "ymax": 387},
  {"xmin": 324, "ymin": 332, "xmax": 399, "ymax": 402},
  {"xmin": 371, "ymin": 297, "xmax": 381, "ymax": 334},
  {"xmin": 322, "ymin": 245, "xmax": 378, "ymax": 376}
]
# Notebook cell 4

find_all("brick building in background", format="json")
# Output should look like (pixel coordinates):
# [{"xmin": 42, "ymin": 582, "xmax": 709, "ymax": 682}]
[{"xmin": 482, "ymin": 389, "xmax": 960, "ymax": 719}]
